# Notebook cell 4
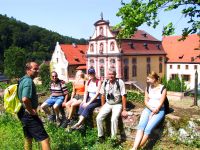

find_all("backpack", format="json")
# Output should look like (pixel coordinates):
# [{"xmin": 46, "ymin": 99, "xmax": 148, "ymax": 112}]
[
  {"xmin": 87, "ymin": 78, "xmax": 99, "ymax": 87},
  {"xmin": 104, "ymin": 78, "xmax": 120, "ymax": 92},
  {"xmin": 4, "ymin": 83, "xmax": 22, "ymax": 114},
  {"xmin": 147, "ymin": 85, "xmax": 170, "ymax": 114}
]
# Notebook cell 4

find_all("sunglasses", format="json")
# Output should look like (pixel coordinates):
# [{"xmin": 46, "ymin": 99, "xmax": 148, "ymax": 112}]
[{"xmin": 52, "ymin": 75, "xmax": 57, "ymax": 78}]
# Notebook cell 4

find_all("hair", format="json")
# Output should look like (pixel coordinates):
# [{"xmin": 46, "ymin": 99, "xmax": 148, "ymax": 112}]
[
  {"xmin": 75, "ymin": 70, "xmax": 85, "ymax": 81},
  {"xmin": 25, "ymin": 62, "xmax": 37, "ymax": 71},
  {"xmin": 51, "ymin": 71, "xmax": 58, "ymax": 76},
  {"xmin": 148, "ymin": 71, "xmax": 160, "ymax": 82},
  {"xmin": 108, "ymin": 67, "xmax": 116, "ymax": 75}
]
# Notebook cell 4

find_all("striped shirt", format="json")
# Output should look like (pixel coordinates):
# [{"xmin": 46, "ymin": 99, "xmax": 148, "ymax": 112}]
[{"xmin": 50, "ymin": 80, "xmax": 68, "ymax": 97}]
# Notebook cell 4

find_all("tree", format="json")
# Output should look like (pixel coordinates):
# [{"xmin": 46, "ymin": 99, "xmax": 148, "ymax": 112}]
[
  {"xmin": 4, "ymin": 46, "xmax": 26, "ymax": 78},
  {"xmin": 38, "ymin": 63, "xmax": 51, "ymax": 90},
  {"xmin": 116, "ymin": 0, "xmax": 200, "ymax": 39}
]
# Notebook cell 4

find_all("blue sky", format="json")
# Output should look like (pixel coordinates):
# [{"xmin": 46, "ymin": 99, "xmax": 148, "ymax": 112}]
[{"xmin": 0, "ymin": 0, "xmax": 191, "ymax": 40}]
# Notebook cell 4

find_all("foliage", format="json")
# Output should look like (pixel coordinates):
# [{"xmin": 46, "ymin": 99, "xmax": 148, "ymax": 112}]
[
  {"xmin": 0, "ymin": 82, "xmax": 9, "ymax": 89},
  {"xmin": 66, "ymin": 82, "xmax": 73, "ymax": 95},
  {"xmin": 161, "ymin": 75, "xmax": 187, "ymax": 92},
  {"xmin": 38, "ymin": 63, "xmax": 51, "ymax": 90},
  {"xmin": 116, "ymin": 0, "xmax": 200, "ymax": 39},
  {"xmin": 4, "ymin": 46, "xmax": 26, "ymax": 78},
  {"xmin": 0, "ymin": 14, "xmax": 88, "ymax": 76},
  {"xmin": 0, "ymin": 113, "xmax": 126, "ymax": 150},
  {"xmin": 127, "ymin": 90, "xmax": 144, "ymax": 103}
]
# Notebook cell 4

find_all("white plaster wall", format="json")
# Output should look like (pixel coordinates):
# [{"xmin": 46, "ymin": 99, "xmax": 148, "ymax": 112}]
[
  {"xmin": 166, "ymin": 63, "xmax": 200, "ymax": 89},
  {"xmin": 50, "ymin": 42, "xmax": 69, "ymax": 82}
]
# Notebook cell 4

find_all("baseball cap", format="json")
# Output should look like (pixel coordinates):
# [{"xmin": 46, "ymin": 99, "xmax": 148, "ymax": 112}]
[{"xmin": 88, "ymin": 68, "xmax": 95, "ymax": 74}]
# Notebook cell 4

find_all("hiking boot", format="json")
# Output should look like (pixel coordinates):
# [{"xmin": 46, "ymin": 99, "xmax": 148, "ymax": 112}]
[
  {"xmin": 59, "ymin": 119, "xmax": 69, "ymax": 128},
  {"xmin": 67, "ymin": 119, "xmax": 75, "ymax": 126},
  {"xmin": 48, "ymin": 114, "xmax": 56, "ymax": 122},
  {"xmin": 96, "ymin": 136, "xmax": 105, "ymax": 143}
]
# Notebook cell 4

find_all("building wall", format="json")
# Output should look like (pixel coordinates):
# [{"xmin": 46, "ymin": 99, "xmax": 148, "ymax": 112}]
[
  {"xmin": 122, "ymin": 55, "xmax": 166, "ymax": 85},
  {"xmin": 166, "ymin": 63, "xmax": 200, "ymax": 89}
]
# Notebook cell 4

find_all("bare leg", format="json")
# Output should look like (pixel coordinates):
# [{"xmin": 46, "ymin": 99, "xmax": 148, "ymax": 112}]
[
  {"xmin": 41, "ymin": 103, "xmax": 51, "ymax": 115},
  {"xmin": 68, "ymin": 100, "xmax": 82, "ymax": 119},
  {"xmin": 132, "ymin": 130, "xmax": 144, "ymax": 150},
  {"xmin": 72, "ymin": 115, "xmax": 85, "ymax": 128},
  {"xmin": 53, "ymin": 104, "xmax": 60, "ymax": 120},
  {"xmin": 139, "ymin": 134, "xmax": 149, "ymax": 147},
  {"xmin": 41, "ymin": 137, "xmax": 51, "ymax": 150},
  {"xmin": 24, "ymin": 138, "xmax": 32, "ymax": 150}
]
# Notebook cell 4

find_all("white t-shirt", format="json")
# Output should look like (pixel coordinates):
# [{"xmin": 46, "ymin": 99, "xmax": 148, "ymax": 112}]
[
  {"xmin": 147, "ymin": 84, "xmax": 164, "ymax": 108},
  {"xmin": 87, "ymin": 80, "xmax": 100, "ymax": 99}
]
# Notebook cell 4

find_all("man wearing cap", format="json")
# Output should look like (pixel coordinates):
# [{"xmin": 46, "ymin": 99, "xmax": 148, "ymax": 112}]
[{"xmin": 96, "ymin": 67, "xmax": 128, "ymax": 140}]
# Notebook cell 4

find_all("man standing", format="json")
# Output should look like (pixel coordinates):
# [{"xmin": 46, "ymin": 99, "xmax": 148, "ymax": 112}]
[
  {"xmin": 17, "ymin": 62, "xmax": 51, "ymax": 150},
  {"xmin": 41, "ymin": 71, "xmax": 68, "ymax": 123},
  {"xmin": 96, "ymin": 67, "xmax": 128, "ymax": 140}
]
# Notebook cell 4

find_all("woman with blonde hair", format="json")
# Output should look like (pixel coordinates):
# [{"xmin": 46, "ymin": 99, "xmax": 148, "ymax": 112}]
[
  {"xmin": 131, "ymin": 71, "xmax": 167, "ymax": 150},
  {"xmin": 62, "ymin": 70, "xmax": 86, "ymax": 126}
]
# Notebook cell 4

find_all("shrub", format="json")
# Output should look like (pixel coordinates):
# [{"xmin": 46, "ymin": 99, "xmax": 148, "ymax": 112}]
[
  {"xmin": 161, "ymin": 75, "xmax": 187, "ymax": 92},
  {"xmin": 38, "ymin": 63, "xmax": 51, "ymax": 91},
  {"xmin": 127, "ymin": 90, "xmax": 144, "ymax": 103}
]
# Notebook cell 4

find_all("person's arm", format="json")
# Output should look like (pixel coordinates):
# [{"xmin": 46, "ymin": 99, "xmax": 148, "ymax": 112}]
[
  {"xmin": 70, "ymin": 82, "xmax": 76, "ymax": 101},
  {"xmin": 22, "ymin": 97, "xmax": 37, "ymax": 115},
  {"xmin": 121, "ymin": 95, "xmax": 128, "ymax": 117},
  {"xmin": 144, "ymin": 88, "xmax": 153, "ymax": 111},
  {"xmin": 82, "ymin": 81, "xmax": 88, "ymax": 103},
  {"xmin": 87, "ymin": 80, "xmax": 102, "ymax": 104},
  {"xmin": 120, "ymin": 80, "xmax": 127, "ymax": 117},
  {"xmin": 156, "ymin": 88, "xmax": 167, "ymax": 112}
]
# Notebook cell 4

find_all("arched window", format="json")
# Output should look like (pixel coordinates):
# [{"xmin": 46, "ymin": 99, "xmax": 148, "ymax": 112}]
[
  {"xmin": 132, "ymin": 58, "xmax": 137, "ymax": 77},
  {"xmin": 100, "ymin": 67, "xmax": 104, "ymax": 77},
  {"xmin": 99, "ymin": 59, "xmax": 104, "ymax": 64},
  {"xmin": 99, "ymin": 43, "xmax": 103, "ymax": 54},
  {"xmin": 90, "ymin": 44, "xmax": 94, "ymax": 52},
  {"xmin": 110, "ymin": 42, "xmax": 115, "ymax": 51},
  {"xmin": 99, "ymin": 27, "xmax": 104, "ymax": 36}
]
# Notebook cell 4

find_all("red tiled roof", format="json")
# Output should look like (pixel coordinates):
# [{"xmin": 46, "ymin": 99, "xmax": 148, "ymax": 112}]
[
  {"xmin": 162, "ymin": 34, "xmax": 200, "ymax": 63},
  {"xmin": 130, "ymin": 30, "xmax": 159, "ymax": 41},
  {"xmin": 60, "ymin": 44, "xmax": 88, "ymax": 65},
  {"xmin": 76, "ymin": 65, "xmax": 86, "ymax": 70},
  {"xmin": 121, "ymin": 41, "xmax": 166, "ymax": 55}
]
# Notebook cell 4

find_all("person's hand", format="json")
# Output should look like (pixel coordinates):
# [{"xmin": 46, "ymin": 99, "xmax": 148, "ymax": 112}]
[
  {"xmin": 121, "ymin": 110, "xmax": 128, "ymax": 118},
  {"xmin": 83, "ymin": 102, "xmax": 90, "ymax": 108},
  {"xmin": 62, "ymin": 102, "xmax": 66, "ymax": 107},
  {"xmin": 152, "ymin": 107, "xmax": 159, "ymax": 114},
  {"xmin": 149, "ymin": 112, "xmax": 154, "ymax": 120},
  {"xmin": 29, "ymin": 109, "xmax": 37, "ymax": 116}
]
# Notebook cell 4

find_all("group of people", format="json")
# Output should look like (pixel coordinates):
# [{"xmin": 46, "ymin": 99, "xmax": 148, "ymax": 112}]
[{"xmin": 17, "ymin": 61, "xmax": 167, "ymax": 150}]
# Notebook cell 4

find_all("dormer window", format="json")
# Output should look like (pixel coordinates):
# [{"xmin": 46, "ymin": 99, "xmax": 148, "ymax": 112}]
[
  {"xmin": 80, "ymin": 50, "xmax": 85, "ymax": 54},
  {"xmin": 144, "ymin": 43, "xmax": 148, "ymax": 49},
  {"xmin": 128, "ymin": 42, "xmax": 134, "ymax": 49},
  {"xmin": 74, "ymin": 58, "xmax": 79, "ymax": 62},
  {"xmin": 142, "ymin": 33, "xmax": 147, "ymax": 38},
  {"xmin": 156, "ymin": 44, "xmax": 161, "ymax": 50}
]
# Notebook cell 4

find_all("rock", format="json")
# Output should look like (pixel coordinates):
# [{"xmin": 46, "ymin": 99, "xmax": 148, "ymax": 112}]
[
  {"xmin": 179, "ymin": 128, "xmax": 189, "ymax": 140},
  {"xmin": 188, "ymin": 121, "xmax": 197, "ymax": 129},
  {"xmin": 166, "ymin": 114, "xmax": 181, "ymax": 120}
]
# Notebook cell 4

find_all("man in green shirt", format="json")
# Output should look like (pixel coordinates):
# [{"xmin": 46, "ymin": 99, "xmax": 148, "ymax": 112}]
[{"xmin": 17, "ymin": 62, "xmax": 51, "ymax": 150}]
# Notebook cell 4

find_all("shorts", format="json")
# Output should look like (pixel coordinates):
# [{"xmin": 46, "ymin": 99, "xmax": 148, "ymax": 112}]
[
  {"xmin": 73, "ymin": 94, "xmax": 84, "ymax": 100},
  {"xmin": 45, "ymin": 96, "xmax": 64, "ymax": 107},
  {"xmin": 17, "ymin": 108, "xmax": 49, "ymax": 142}
]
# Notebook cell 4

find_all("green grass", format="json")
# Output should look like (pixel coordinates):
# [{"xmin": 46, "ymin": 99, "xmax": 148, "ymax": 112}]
[{"xmin": 0, "ymin": 113, "xmax": 127, "ymax": 150}]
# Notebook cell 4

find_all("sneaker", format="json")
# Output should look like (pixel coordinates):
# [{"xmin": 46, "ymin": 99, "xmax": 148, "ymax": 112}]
[
  {"xmin": 59, "ymin": 119, "xmax": 69, "ymax": 128},
  {"xmin": 48, "ymin": 115, "xmax": 56, "ymax": 122},
  {"xmin": 67, "ymin": 119, "xmax": 75, "ymax": 126}
]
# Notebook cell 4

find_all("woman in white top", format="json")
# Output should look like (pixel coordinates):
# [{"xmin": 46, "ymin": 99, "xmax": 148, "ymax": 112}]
[
  {"xmin": 131, "ymin": 71, "xmax": 167, "ymax": 150},
  {"xmin": 71, "ymin": 68, "xmax": 101, "ymax": 129}
]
